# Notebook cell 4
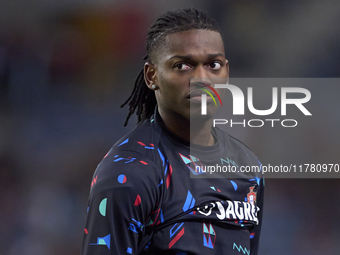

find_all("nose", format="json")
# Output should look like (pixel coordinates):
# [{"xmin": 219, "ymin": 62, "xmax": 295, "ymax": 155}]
[
  {"xmin": 191, "ymin": 65, "xmax": 213, "ymax": 88},
  {"xmin": 193, "ymin": 65, "xmax": 209, "ymax": 79}
]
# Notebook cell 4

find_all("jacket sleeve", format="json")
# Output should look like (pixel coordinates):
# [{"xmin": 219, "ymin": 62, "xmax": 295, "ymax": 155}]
[{"xmin": 81, "ymin": 152, "xmax": 162, "ymax": 255}]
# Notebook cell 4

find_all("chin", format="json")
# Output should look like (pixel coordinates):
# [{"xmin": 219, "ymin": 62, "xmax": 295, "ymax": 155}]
[
  {"xmin": 189, "ymin": 105, "xmax": 218, "ymax": 123},
  {"xmin": 189, "ymin": 111, "xmax": 214, "ymax": 123}
]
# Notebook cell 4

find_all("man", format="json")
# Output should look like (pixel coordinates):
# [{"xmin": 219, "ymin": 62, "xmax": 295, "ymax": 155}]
[{"xmin": 82, "ymin": 8, "xmax": 264, "ymax": 255}]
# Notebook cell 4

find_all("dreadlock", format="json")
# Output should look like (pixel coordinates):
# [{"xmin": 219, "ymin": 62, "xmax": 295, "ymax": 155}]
[{"xmin": 121, "ymin": 8, "xmax": 220, "ymax": 126}]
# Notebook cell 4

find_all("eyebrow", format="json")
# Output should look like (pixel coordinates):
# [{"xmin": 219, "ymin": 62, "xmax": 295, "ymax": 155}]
[{"xmin": 169, "ymin": 53, "xmax": 225, "ymax": 61}]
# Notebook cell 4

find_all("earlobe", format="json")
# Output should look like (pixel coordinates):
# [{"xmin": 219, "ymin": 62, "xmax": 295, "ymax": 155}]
[{"xmin": 144, "ymin": 62, "xmax": 158, "ymax": 90}]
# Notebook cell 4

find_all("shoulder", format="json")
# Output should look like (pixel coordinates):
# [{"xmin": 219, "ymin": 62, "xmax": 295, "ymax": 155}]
[{"xmin": 90, "ymin": 118, "xmax": 164, "ymax": 194}]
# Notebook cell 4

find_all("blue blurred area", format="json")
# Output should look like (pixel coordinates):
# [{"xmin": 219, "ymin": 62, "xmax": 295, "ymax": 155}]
[{"xmin": 0, "ymin": 0, "xmax": 339, "ymax": 254}]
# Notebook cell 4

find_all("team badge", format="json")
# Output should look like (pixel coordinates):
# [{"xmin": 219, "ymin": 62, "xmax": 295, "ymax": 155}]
[{"xmin": 247, "ymin": 186, "xmax": 257, "ymax": 206}]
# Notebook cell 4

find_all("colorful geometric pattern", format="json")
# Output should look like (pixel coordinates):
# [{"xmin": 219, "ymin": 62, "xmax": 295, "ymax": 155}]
[
  {"xmin": 158, "ymin": 148, "xmax": 172, "ymax": 188},
  {"xmin": 128, "ymin": 218, "xmax": 144, "ymax": 233},
  {"xmin": 137, "ymin": 141, "xmax": 154, "ymax": 150},
  {"xmin": 183, "ymin": 190, "xmax": 196, "ymax": 214},
  {"xmin": 118, "ymin": 138, "xmax": 129, "ymax": 147},
  {"xmin": 233, "ymin": 243, "xmax": 250, "ymax": 255},
  {"xmin": 166, "ymin": 164, "xmax": 172, "ymax": 189},
  {"xmin": 117, "ymin": 174, "xmax": 127, "ymax": 184},
  {"xmin": 99, "ymin": 198, "xmax": 107, "ymax": 216},
  {"xmin": 203, "ymin": 222, "xmax": 216, "ymax": 249},
  {"xmin": 210, "ymin": 186, "xmax": 221, "ymax": 192},
  {"xmin": 134, "ymin": 195, "xmax": 141, "ymax": 206},
  {"xmin": 146, "ymin": 208, "xmax": 164, "ymax": 227},
  {"xmin": 90, "ymin": 234, "xmax": 111, "ymax": 249},
  {"xmin": 220, "ymin": 157, "xmax": 239, "ymax": 167},
  {"xmin": 179, "ymin": 153, "xmax": 205, "ymax": 175},
  {"xmin": 91, "ymin": 175, "xmax": 98, "ymax": 189},
  {"xmin": 230, "ymin": 181, "xmax": 238, "ymax": 191},
  {"xmin": 169, "ymin": 222, "xmax": 185, "ymax": 249},
  {"xmin": 114, "ymin": 155, "xmax": 136, "ymax": 164}
]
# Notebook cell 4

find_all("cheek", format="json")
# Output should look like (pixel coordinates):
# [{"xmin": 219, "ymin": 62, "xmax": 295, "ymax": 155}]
[
  {"xmin": 156, "ymin": 68, "xmax": 191, "ymax": 104},
  {"xmin": 158, "ymin": 73, "xmax": 185, "ymax": 93}
]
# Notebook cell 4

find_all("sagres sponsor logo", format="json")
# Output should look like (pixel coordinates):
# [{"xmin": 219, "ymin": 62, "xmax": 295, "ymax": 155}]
[
  {"xmin": 192, "ymin": 78, "xmax": 312, "ymax": 128},
  {"xmin": 196, "ymin": 200, "xmax": 260, "ymax": 224}
]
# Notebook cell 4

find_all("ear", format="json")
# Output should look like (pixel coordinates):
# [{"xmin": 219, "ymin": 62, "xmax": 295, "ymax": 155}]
[{"xmin": 144, "ymin": 62, "xmax": 158, "ymax": 89}]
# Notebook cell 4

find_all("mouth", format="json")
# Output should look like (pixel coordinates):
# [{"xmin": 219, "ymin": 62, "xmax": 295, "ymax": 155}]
[
  {"xmin": 187, "ymin": 90, "xmax": 203, "ymax": 98},
  {"xmin": 187, "ymin": 90, "xmax": 214, "ymax": 103}
]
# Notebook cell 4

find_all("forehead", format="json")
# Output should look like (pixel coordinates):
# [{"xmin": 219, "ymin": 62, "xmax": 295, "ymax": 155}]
[{"xmin": 154, "ymin": 29, "xmax": 225, "ymax": 62}]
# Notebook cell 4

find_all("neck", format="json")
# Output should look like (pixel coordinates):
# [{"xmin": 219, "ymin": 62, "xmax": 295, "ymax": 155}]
[{"xmin": 158, "ymin": 110, "xmax": 215, "ymax": 146}]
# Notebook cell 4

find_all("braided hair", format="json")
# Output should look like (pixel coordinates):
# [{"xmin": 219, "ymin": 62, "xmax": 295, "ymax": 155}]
[{"xmin": 121, "ymin": 8, "xmax": 220, "ymax": 126}]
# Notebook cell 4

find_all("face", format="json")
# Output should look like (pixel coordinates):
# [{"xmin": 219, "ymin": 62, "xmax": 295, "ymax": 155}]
[{"xmin": 145, "ymin": 29, "xmax": 229, "ymax": 123}]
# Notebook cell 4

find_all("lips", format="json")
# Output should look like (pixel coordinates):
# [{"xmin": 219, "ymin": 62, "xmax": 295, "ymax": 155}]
[
  {"xmin": 187, "ymin": 90, "xmax": 215, "ymax": 105},
  {"xmin": 187, "ymin": 90, "xmax": 204, "ymax": 99}
]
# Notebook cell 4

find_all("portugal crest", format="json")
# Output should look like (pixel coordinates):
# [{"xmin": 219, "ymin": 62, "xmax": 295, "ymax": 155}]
[{"xmin": 247, "ymin": 186, "xmax": 257, "ymax": 206}]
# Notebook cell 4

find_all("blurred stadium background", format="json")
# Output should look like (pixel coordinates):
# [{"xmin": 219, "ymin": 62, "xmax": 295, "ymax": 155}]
[{"xmin": 0, "ymin": 0, "xmax": 339, "ymax": 254}]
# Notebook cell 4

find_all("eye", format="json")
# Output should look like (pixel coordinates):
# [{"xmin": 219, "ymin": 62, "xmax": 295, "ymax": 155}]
[
  {"xmin": 209, "ymin": 62, "xmax": 222, "ymax": 70},
  {"xmin": 174, "ymin": 63, "xmax": 191, "ymax": 70}
]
